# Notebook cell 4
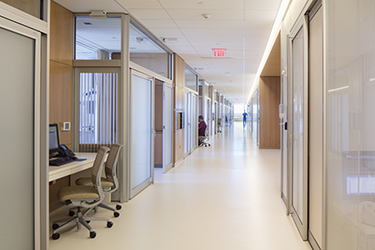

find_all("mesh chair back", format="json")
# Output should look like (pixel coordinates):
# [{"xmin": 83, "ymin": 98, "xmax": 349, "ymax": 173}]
[
  {"xmin": 91, "ymin": 146, "xmax": 110, "ymax": 199},
  {"xmin": 104, "ymin": 144, "xmax": 123, "ymax": 191}
]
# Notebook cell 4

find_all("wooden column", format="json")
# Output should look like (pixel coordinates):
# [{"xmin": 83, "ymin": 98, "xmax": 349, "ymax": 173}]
[
  {"xmin": 173, "ymin": 54, "xmax": 185, "ymax": 163},
  {"xmin": 259, "ymin": 76, "xmax": 281, "ymax": 149},
  {"xmin": 49, "ymin": 1, "xmax": 74, "ymax": 205}
]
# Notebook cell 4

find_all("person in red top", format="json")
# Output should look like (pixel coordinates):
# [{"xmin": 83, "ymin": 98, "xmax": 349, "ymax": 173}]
[{"xmin": 198, "ymin": 115, "xmax": 207, "ymax": 145}]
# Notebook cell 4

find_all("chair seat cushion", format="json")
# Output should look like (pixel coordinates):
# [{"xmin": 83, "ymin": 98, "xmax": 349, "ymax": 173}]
[
  {"xmin": 76, "ymin": 177, "xmax": 114, "ymax": 187},
  {"xmin": 58, "ymin": 186, "xmax": 99, "ymax": 202}
]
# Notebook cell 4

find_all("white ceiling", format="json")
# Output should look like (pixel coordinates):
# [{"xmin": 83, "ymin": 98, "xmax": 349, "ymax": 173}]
[{"xmin": 54, "ymin": 0, "xmax": 282, "ymax": 105}]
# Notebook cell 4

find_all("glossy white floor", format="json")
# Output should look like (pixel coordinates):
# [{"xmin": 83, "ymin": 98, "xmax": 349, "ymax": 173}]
[{"xmin": 49, "ymin": 122, "xmax": 311, "ymax": 250}]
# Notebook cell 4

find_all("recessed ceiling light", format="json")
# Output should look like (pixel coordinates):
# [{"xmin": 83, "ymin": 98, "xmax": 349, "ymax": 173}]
[{"xmin": 225, "ymin": 72, "xmax": 230, "ymax": 76}]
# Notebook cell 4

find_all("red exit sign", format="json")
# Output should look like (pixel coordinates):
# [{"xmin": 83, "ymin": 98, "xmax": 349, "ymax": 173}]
[{"xmin": 213, "ymin": 48, "xmax": 226, "ymax": 57}]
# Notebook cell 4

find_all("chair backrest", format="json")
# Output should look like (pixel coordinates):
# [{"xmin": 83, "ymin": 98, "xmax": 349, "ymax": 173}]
[
  {"xmin": 91, "ymin": 146, "xmax": 110, "ymax": 200},
  {"xmin": 104, "ymin": 143, "xmax": 123, "ymax": 192}
]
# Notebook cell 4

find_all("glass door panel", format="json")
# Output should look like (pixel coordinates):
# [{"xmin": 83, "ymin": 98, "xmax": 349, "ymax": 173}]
[
  {"xmin": 130, "ymin": 71, "xmax": 153, "ymax": 198},
  {"xmin": 184, "ymin": 93, "xmax": 191, "ymax": 154},
  {"xmin": 0, "ymin": 21, "xmax": 40, "ymax": 249},
  {"xmin": 190, "ymin": 95, "xmax": 196, "ymax": 151},
  {"xmin": 77, "ymin": 70, "xmax": 119, "ymax": 152},
  {"xmin": 163, "ymin": 84, "xmax": 173, "ymax": 173},
  {"xmin": 290, "ymin": 20, "xmax": 308, "ymax": 240}
]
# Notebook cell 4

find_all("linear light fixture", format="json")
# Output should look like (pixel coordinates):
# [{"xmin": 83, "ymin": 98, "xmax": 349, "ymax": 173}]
[{"xmin": 247, "ymin": 0, "xmax": 291, "ymax": 104}]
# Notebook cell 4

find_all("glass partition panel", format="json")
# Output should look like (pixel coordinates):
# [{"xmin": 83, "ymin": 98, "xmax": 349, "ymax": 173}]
[
  {"xmin": 131, "ymin": 74, "xmax": 152, "ymax": 191},
  {"xmin": 184, "ymin": 93, "xmax": 190, "ymax": 154},
  {"xmin": 185, "ymin": 67, "xmax": 197, "ymax": 92},
  {"xmin": 75, "ymin": 17, "xmax": 121, "ymax": 60},
  {"xmin": 78, "ymin": 71, "xmax": 118, "ymax": 152},
  {"xmin": 325, "ymin": 0, "xmax": 375, "ymax": 249},
  {"xmin": 129, "ymin": 23, "xmax": 170, "ymax": 78},
  {"xmin": 2, "ymin": 0, "xmax": 41, "ymax": 19},
  {"xmin": 292, "ymin": 26, "xmax": 305, "ymax": 222},
  {"xmin": 164, "ymin": 85, "xmax": 173, "ymax": 167}
]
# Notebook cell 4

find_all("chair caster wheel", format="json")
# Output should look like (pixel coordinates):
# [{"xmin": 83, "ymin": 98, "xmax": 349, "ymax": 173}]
[
  {"xmin": 52, "ymin": 233, "xmax": 60, "ymax": 240},
  {"xmin": 90, "ymin": 231, "xmax": 96, "ymax": 238},
  {"xmin": 116, "ymin": 205, "xmax": 122, "ymax": 210},
  {"xmin": 107, "ymin": 221, "xmax": 113, "ymax": 228},
  {"xmin": 86, "ymin": 221, "xmax": 90, "ymax": 224},
  {"xmin": 52, "ymin": 223, "xmax": 59, "ymax": 230},
  {"xmin": 114, "ymin": 211, "xmax": 120, "ymax": 217},
  {"xmin": 69, "ymin": 210, "xmax": 75, "ymax": 216}
]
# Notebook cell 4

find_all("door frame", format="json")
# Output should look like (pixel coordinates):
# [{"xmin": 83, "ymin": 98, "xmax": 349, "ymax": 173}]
[{"xmin": 288, "ymin": 14, "xmax": 309, "ymax": 241}]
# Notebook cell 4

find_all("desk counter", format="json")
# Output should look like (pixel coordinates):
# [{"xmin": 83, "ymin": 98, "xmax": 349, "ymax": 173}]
[{"xmin": 49, "ymin": 153, "xmax": 96, "ymax": 182}]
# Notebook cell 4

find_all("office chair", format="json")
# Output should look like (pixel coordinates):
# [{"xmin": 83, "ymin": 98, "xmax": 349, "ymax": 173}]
[
  {"xmin": 74, "ymin": 143, "xmax": 123, "ymax": 217},
  {"xmin": 199, "ymin": 127, "xmax": 211, "ymax": 147},
  {"xmin": 52, "ymin": 147, "xmax": 112, "ymax": 240}
]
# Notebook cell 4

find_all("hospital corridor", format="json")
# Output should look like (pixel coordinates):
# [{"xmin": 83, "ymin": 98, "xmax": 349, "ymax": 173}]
[{"xmin": 49, "ymin": 122, "xmax": 311, "ymax": 250}]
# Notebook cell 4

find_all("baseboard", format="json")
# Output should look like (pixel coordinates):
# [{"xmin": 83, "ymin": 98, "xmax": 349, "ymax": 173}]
[
  {"xmin": 174, "ymin": 158, "xmax": 184, "ymax": 168},
  {"xmin": 308, "ymin": 231, "xmax": 322, "ymax": 250}
]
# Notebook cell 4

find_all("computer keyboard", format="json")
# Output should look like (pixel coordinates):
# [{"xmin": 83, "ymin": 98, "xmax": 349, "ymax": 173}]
[{"xmin": 49, "ymin": 157, "xmax": 75, "ymax": 166}]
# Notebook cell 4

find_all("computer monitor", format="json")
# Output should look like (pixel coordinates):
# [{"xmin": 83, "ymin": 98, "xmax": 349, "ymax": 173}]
[{"xmin": 49, "ymin": 124, "xmax": 60, "ymax": 154}]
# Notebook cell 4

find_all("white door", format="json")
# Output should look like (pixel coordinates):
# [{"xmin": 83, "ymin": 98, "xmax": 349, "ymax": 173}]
[
  {"xmin": 129, "ymin": 70, "xmax": 154, "ymax": 198},
  {"xmin": 0, "ymin": 17, "xmax": 41, "ymax": 249},
  {"xmin": 289, "ymin": 16, "xmax": 308, "ymax": 240},
  {"xmin": 163, "ymin": 84, "xmax": 173, "ymax": 173}
]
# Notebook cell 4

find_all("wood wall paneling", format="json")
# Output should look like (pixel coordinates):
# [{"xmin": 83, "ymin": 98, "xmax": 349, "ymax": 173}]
[
  {"xmin": 259, "ymin": 76, "xmax": 280, "ymax": 148},
  {"xmin": 155, "ymin": 80, "xmax": 164, "ymax": 132},
  {"xmin": 154, "ymin": 133, "xmax": 163, "ymax": 166},
  {"xmin": 49, "ymin": 176, "xmax": 69, "ymax": 205},
  {"xmin": 173, "ymin": 54, "xmax": 185, "ymax": 163},
  {"xmin": 49, "ymin": 1, "xmax": 74, "ymax": 206},
  {"xmin": 49, "ymin": 60, "xmax": 73, "ymax": 148},
  {"xmin": 50, "ymin": 1, "xmax": 74, "ymax": 65}
]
